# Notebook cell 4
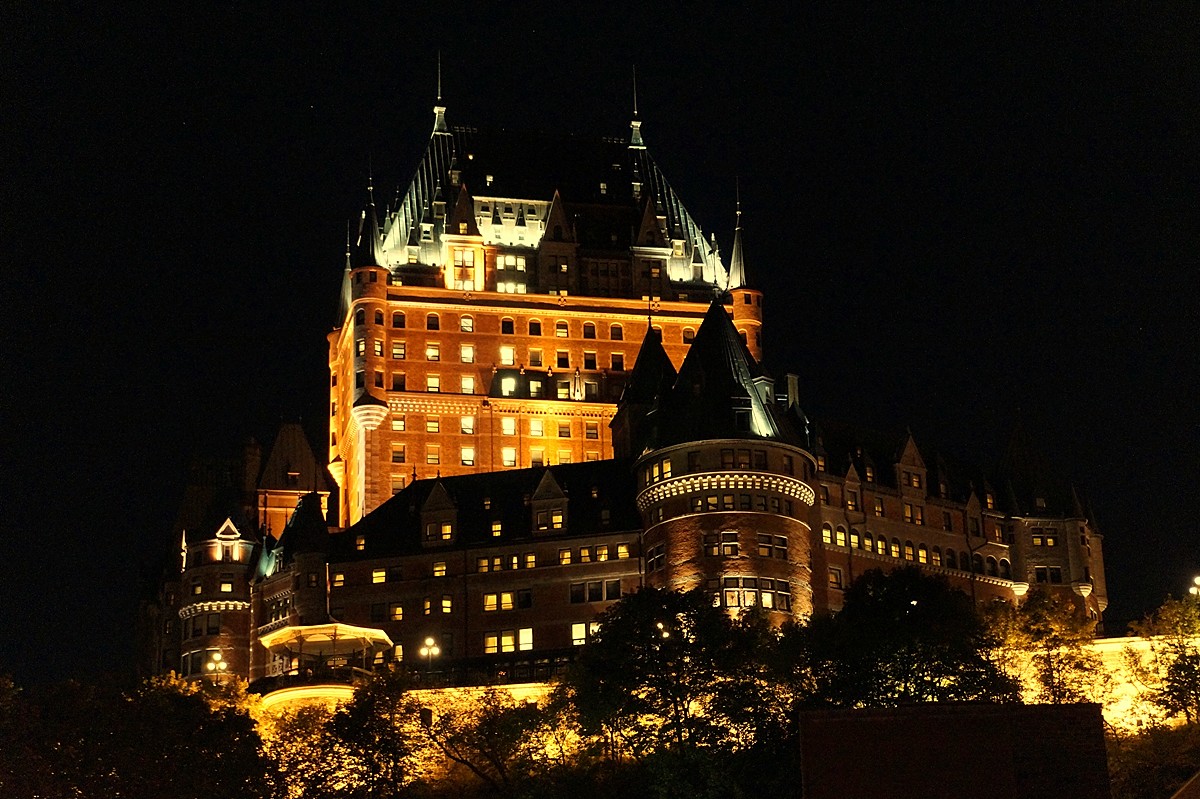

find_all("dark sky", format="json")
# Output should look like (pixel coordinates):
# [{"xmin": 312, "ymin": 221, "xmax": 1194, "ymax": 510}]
[{"xmin": 2, "ymin": 5, "xmax": 1197, "ymax": 686}]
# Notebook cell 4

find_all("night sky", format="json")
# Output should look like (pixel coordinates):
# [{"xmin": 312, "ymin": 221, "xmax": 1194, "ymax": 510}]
[{"xmin": 2, "ymin": 5, "xmax": 1197, "ymax": 686}]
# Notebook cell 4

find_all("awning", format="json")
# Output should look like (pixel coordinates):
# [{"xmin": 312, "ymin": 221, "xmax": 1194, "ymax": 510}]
[{"xmin": 258, "ymin": 623, "xmax": 393, "ymax": 657}]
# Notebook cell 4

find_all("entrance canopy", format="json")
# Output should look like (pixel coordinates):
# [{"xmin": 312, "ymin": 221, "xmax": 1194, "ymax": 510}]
[{"xmin": 259, "ymin": 623, "xmax": 393, "ymax": 657}]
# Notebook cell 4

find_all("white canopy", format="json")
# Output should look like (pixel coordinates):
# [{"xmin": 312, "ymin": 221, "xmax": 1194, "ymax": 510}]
[{"xmin": 258, "ymin": 623, "xmax": 393, "ymax": 657}]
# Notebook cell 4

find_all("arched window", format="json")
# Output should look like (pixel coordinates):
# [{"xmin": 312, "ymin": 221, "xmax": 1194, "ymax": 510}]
[
  {"xmin": 876, "ymin": 536, "xmax": 887, "ymax": 556},
  {"xmin": 945, "ymin": 549, "xmax": 957, "ymax": 570},
  {"xmin": 373, "ymin": 310, "xmax": 383, "ymax": 325},
  {"xmin": 610, "ymin": 324, "xmax": 623, "ymax": 340},
  {"xmin": 582, "ymin": 322, "xmax": 596, "ymax": 339},
  {"xmin": 972, "ymin": 553, "xmax": 984, "ymax": 574},
  {"xmin": 986, "ymin": 557, "xmax": 999, "ymax": 577},
  {"xmin": 999, "ymin": 559, "xmax": 1012, "ymax": 579},
  {"xmin": 917, "ymin": 544, "xmax": 928, "ymax": 564},
  {"xmin": 903, "ymin": 541, "xmax": 915, "ymax": 561},
  {"xmin": 849, "ymin": 528, "xmax": 861, "ymax": 549},
  {"xmin": 890, "ymin": 538, "xmax": 901, "ymax": 559},
  {"xmin": 528, "ymin": 319, "xmax": 542, "ymax": 336},
  {"xmin": 555, "ymin": 321, "xmax": 568, "ymax": 338},
  {"xmin": 835, "ymin": 527, "xmax": 846, "ymax": 547},
  {"xmin": 460, "ymin": 315, "xmax": 474, "ymax": 332},
  {"xmin": 354, "ymin": 308, "xmax": 365, "ymax": 326},
  {"xmin": 392, "ymin": 312, "xmax": 405, "ymax": 328},
  {"xmin": 863, "ymin": 533, "xmax": 874, "ymax": 552},
  {"xmin": 931, "ymin": 546, "xmax": 942, "ymax": 567},
  {"xmin": 683, "ymin": 328, "xmax": 695, "ymax": 344},
  {"xmin": 821, "ymin": 524, "xmax": 832, "ymax": 545}
]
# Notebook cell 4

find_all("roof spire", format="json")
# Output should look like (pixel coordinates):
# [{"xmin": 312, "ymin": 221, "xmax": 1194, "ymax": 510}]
[
  {"xmin": 629, "ymin": 65, "xmax": 645, "ymax": 149},
  {"xmin": 432, "ymin": 52, "xmax": 448, "ymax": 134},
  {"xmin": 727, "ymin": 181, "xmax": 747, "ymax": 290}
]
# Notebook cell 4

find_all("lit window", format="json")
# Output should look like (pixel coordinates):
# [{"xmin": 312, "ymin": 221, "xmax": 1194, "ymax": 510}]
[
  {"xmin": 555, "ymin": 321, "xmax": 568, "ymax": 337},
  {"xmin": 491, "ymin": 521, "xmax": 502, "ymax": 537},
  {"xmin": 558, "ymin": 421, "xmax": 571, "ymax": 438},
  {"xmin": 829, "ymin": 568, "xmax": 843, "ymax": 590},
  {"xmin": 426, "ymin": 375, "xmax": 440, "ymax": 392},
  {"xmin": 530, "ymin": 448, "xmax": 544, "ymax": 467},
  {"xmin": 530, "ymin": 419, "xmax": 543, "ymax": 437},
  {"xmin": 580, "ymin": 546, "xmax": 592, "ymax": 563},
  {"xmin": 460, "ymin": 415, "xmax": 475, "ymax": 434},
  {"xmin": 439, "ymin": 522, "xmax": 452, "ymax": 540},
  {"xmin": 596, "ymin": 545, "xmax": 609, "ymax": 561},
  {"xmin": 460, "ymin": 343, "xmax": 474, "ymax": 363},
  {"xmin": 460, "ymin": 446, "xmax": 475, "ymax": 466},
  {"xmin": 500, "ymin": 376, "xmax": 516, "ymax": 396},
  {"xmin": 559, "ymin": 548, "xmax": 572, "ymax": 565},
  {"xmin": 391, "ymin": 416, "xmax": 405, "ymax": 432},
  {"xmin": 501, "ymin": 447, "xmax": 517, "ymax": 467},
  {"xmin": 551, "ymin": 509, "xmax": 564, "ymax": 529},
  {"xmin": 332, "ymin": 573, "xmax": 345, "ymax": 587},
  {"xmin": 373, "ymin": 569, "xmax": 386, "ymax": 584},
  {"xmin": 460, "ymin": 315, "xmax": 474, "ymax": 332},
  {"xmin": 355, "ymin": 535, "xmax": 365, "ymax": 551},
  {"xmin": 426, "ymin": 417, "xmax": 440, "ymax": 433},
  {"xmin": 501, "ymin": 417, "xmax": 516, "ymax": 436},
  {"xmin": 617, "ymin": 543, "xmax": 630, "ymax": 559},
  {"xmin": 518, "ymin": 628, "xmax": 533, "ymax": 651},
  {"xmin": 390, "ymin": 603, "xmax": 403, "ymax": 621},
  {"xmin": 424, "ymin": 597, "xmax": 431, "ymax": 615},
  {"xmin": 442, "ymin": 595, "xmax": 453, "ymax": 613},
  {"xmin": 529, "ymin": 348, "xmax": 543, "ymax": 367},
  {"xmin": 374, "ymin": 339, "xmax": 384, "ymax": 356},
  {"xmin": 427, "ymin": 445, "xmax": 440, "ymax": 465},
  {"xmin": 500, "ymin": 345, "xmax": 516, "ymax": 365},
  {"xmin": 874, "ymin": 497, "xmax": 885, "ymax": 516},
  {"xmin": 219, "ymin": 574, "xmax": 234, "ymax": 593},
  {"xmin": 426, "ymin": 343, "xmax": 440, "ymax": 361},
  {"xmin": 461, "ymin": 375, "xmax": 475, "ymax": 394},
  {"xmin": 392, "ymin": 444, "xmax": 406, "ymax": 463}
]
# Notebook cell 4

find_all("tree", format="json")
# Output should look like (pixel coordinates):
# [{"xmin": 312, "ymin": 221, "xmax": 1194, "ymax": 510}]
[
  {"xmin": 563, "ymin": 587, "xmax": 744, "ymax": 760},
  {"xmin": 803, "ymin": 567, "xmax": 1021, "ymax": 706},
  {"xmin": 1127, "ymin": 595, "xmax": 1200, "ymax": 723},
  {"xmin": 988, "ymin": 588, "xmax": 1103, "ymax": 704}
]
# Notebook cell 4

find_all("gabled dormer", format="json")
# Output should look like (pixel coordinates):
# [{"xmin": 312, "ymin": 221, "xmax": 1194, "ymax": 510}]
[
  {"xmin": 895, "ymin": 432, "xmax": 928, "ymax": 496},
  {"xmin": 530, "ymin": 470, "xmax": 567, "ymax": 535},
  {"xmin": 843, "ymin": 462, "xmax": 863, "ymax": 513},
  {"xmin": 420, "ymin": 481, "xmax": 458, "ymax": 546}
]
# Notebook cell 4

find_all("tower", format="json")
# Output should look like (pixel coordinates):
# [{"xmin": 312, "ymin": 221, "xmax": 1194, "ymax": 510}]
[
  {"xmin": 328, "ymin": 104, "xmax": 757, "ymax": 526},
  {"xmin": 631, "ymin": 299, "xmax": 818, "ymax": 620}
]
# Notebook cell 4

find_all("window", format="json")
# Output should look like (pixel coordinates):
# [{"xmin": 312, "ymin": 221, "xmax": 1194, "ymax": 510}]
[
  {"xmin": 525, "ymin": 418, "xmax": 542, "ymax": 438},
  {"xmin": 682, "ymin": 328, "xmax": 695, "ymax": 344},
  {"xmin": 332, "ymin": 572, "xmax": 345, "ymax": 587},
  {"xmin": 500, "ymin": 345, "xmax": 516, "ymax": 365},
  {"xmin": 426, "ymin": 375, "xmax": 440, "ymax": 392},
  {"xmin": 389, "ymin": 603, "xmax": 403, "ymax": 621},
  {"xmin": 874, "ymin": 497, "xmax": 885, "ymax": 516},
  {"xmin": 391, "ymin": 444, "xmax": 406, "ymax": 464},
  {"xmin": 617, "ymin": 543, "xmax": 630, "ymax": 559},
  {"xmin": 528, "ymin": 348, "xmax": 543, "ymax": 367},
  {"xmin": 943, "ymin": 511, "xmax": 953, "ymax": 531},
  {"xmin": 904, "ymin": 503, "xmax": 923, "ymax": 525},
  {"xmin": 355, "ymin": 535, "xmax": 366, "ymax": 551},
  {"xmin": 890, "ymin": 539, "xmax": 901, "ymax": 558},
  {"xmin": 424, "ymin": 597, "xmax": 432, "ymax": 615},
  {"xmin": 646, "ymin": 544, "xmax": 665, "ymax": 572},
  {"xmin": 846, "ymin": 490, "xmax": 859, "ymax": 512},
  {"xmin": 425, "ymin": 343, "xmax": 440, "ymax": 362},
  {"xmin": 460, "ymin": 375, "xmax": 475, "ymax": 394},
  {"xmin": 557, "ymin": 421, "xmax": 571, "ymax": 438},
  {"xmin": 551, "ymin": 509, "xmax": 564, "ymax": 529},
  {"xmin": 555, "ymin": 321, "xmax": 568, "ymax": 338},
  {"xmin": 821, "ymin": 524, "xmax": 832, "ymax": 544},
  {"xmin": 558, "ymin": 548, "xmax": 572, "ymax": 565},
  {"xmin": 829, "ymin": 568, "xmax": 843, "ymax": 590},
  {"xmin": 392, "ymin": 312, "xmax": 405, "ymax": 328},
  {"xmin": 579, "ymin": 546, "xmax": 591, "ymax": 563},
  {"xmin": 426, "ymin": 314, "xmax": 439, "ymax": 330},
  {"xmin": 583, "ymin": 322, "xmax": 596, "ymax": 339},
  {"xmin": 372, "ymin": 569, "xmax": 386, "ymax": 584},
  {"xmin": 502, "ymin": 447, "xmax": 517, "ymax": 467},
  {"xmin": 611, "ymin": 353, "xmax": 624, "ymax": 371},
  {"xmin": 442, "ymin": 595, "xmax": 453, "ymax": 614},
  {"xmin": 460, "ymin": 343, "xmax": 475, "ymax": 364},
  {"xmin": 820, "ymin": 486, "xmax": 830, "ymax": 505},
  {"xmin": 556, "ymin": 350, "xmax": 569, "ymax": 368},
  {"xmin": 426, "ymin": 417, "xmax": 440, "ymax": 434},
  {"xmin": 373, "ymin": 339, "xmax": 384, "ymax": 356},
  {"xmin": 931, "ymin": 547, "xmax": 942, "ymax": 567},
  {"xmin": 904, "ymin": 541, "xmax": 915, "ymax": 561},
  {"xmin": 610, "ymin": 324, "xmax": 623, "ymax": 340},
  {"xmin": 835, "ymin": 527, "xmax": 847, "ymax": 547},
  {"xmin": 530, "ymin": 448, "xmax": 545, "ymax": 467},
  {"xmin": 595, "ymin": 544, "xmax": 609, "ymax": 561},
  {"xmin": 391, "ymin": 341, "xmax": 406, "ymax": 359},
  {"xmin": 484, "ymin": 592, "xmax": 515, "ymax": 611},
  {"xmin": 572, "ymin": 622, "xmax": 600, "ymax": 646},
  {"xmin": 219, "ymin": 574, "xmax": 234, "ymax": 593},
  {"xmin": 460, "ymin": 446, "xmax": 475, "ymax": 466},
  {"xmin": 460, "ymin": 315, "xmax": 474, "ymax": 332},
  {"xmin": 528, "ymin": 320, "xmax": 542, "ymax": 336},
  {"xmin": 918, "ymin": 544, "xmax": 928, "ymax": 564}
]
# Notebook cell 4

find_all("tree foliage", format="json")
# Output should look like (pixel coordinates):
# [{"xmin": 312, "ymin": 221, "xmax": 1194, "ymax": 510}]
[
  {"xmin": 1127, "ymin": 595, "xmax": 1200, "ymax": 723},
  {"xmin": 802, "ymin": 567, "xmax": 1021, "ymax": 706}
]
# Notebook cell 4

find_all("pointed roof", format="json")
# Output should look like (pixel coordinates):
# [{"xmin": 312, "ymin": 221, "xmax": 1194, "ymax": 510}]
[
  {"xmin": 352, "ymin": 187, "xmax": 382, "ymax": 267},
  {"xmin": 259, "ymin": 422, "xmax": 330, "ymax": 494},
  {"xmin": 620, "ymin": 326, "xmax": 677, "ymax": 406},
  {"xmin": 446, "ymin": 184, "xmax": 480, "ymax": 238},
  {"xmin": 647, "ymin": 298, "xmax": 803, "ymax": 448},
  {"xmin": 184, "ymin": 466, "xmax": 255, "ymax": 545},
  {"xmin": 532, "ymin": 470, "xmax": 565, "ymax": 502},
  {"xmin": 271, "ymin": 492, "xmax": 330, "ymax": 563},
  {"xmin": 727, "ymin": 202, "xmax": 747, "ymax": 289}
]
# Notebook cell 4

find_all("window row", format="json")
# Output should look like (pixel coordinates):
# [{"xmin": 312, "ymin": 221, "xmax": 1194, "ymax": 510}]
[
  {"xmin": 689, "ymin": 494, "xmax": 796, "ymax": 516},
  {"xmin": 391, "ymin": 443, "xmax": 602, "ymax": 468},
  {"xmin": 701, "ymin": 532, "xmax": 789, "ymax": 560},
  {"xmin": 710, "ymin": 576, "xmax": 792, "ymax": 611},
  {"xmin": 569, "ymin": 579, "xmax": 622, "ymax": 603},
  {"xmin": 820, "ymin": 525, "xmax": 1012, "ymax": 578},
  {"xmin": 483, "ymin": 589, "xmax": 533, "ymax": 611},
  {"xmin": 182, "ymin": 612, "xmax": 222, "ymax": 639},
  {"xmin": 189, "ymin": 574, "xmax": 236, "ymax": 595}
]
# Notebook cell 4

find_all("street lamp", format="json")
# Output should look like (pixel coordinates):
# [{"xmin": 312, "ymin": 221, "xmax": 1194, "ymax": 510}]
[
  {"xmin": 419, "ymin": 636, "xmax": 440, "ymax": 672},
  {"xmin": 1189, "ymin": 576, "xmax": 1200, "ymax": 596},
  {"xmin": 205, "ymin": 651, "xmax": 228, "ymax": 681}
]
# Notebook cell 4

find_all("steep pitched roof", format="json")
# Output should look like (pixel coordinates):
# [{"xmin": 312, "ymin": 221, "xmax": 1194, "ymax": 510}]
[
  {"xmin": 647, "ymin": 298, "xmax": 803, "ymax": 448},
  {"xmin": 259, "ymin": 423, "xmax": 330, "ymax": 494},
  {"xmin": 620, "ymin": 327, "xmax": 677, "ymax": 405},
  {"xmin": 338, "ymin": 459, "xmax": 641, "ymax": 560}
]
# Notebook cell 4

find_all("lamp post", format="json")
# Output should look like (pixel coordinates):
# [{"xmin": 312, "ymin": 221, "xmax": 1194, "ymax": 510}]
[
  {"xmin": 419, "ymin": 636, "xmax": 440, "ymax": 673},
  {"xmin": 205, "ymin": 651, "xmax": 229, "ymax": 682},
  {"xmin": 1189, "ymin": 576, "xmax": 1200, "ymax": 597}
]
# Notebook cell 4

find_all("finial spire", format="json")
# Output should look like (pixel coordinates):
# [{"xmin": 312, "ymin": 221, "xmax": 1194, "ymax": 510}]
[
  {"xmin": 629, "ymin": 65, "xmax": 644, "ymax": 148},
  {"xmin": 432, "ymin": 52, "xmax": 448, "ymax": 133},
  {"xmin": 727, "ymin": 182, "xmax": 747, "ymax": 290},
  {"xmin": 437, "ymin": 51, "xmax": 442, "ymax": 101}
]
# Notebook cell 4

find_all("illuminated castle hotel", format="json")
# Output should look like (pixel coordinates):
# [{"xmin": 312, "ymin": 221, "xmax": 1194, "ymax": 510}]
[{"xmin": 143, "ymin": 101, "xmax": 1108, "ymax": 687}]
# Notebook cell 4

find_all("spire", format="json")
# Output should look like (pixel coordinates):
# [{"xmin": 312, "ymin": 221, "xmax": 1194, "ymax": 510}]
[
  {"xmin": 352, "ymin": 180, "xmax": 382, "ymax": 267},
  {"xmin": 339, "ymin": 221, "xmax": 352, "ymax": 320},
  {"xmin": 727, "ymin": 184, "xmax": 747, "ymax": 289},
  {"xmin": 629, "ymin": 66, "xmax": 645, "ymax": 149}
]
